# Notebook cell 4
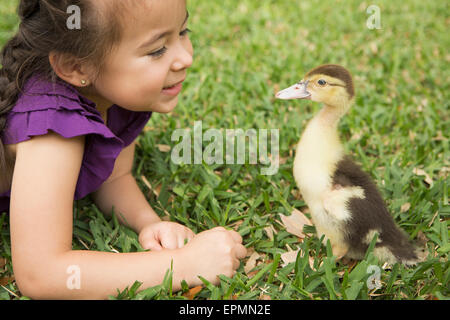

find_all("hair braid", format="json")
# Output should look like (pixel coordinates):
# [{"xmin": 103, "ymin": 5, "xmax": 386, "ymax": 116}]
[
  {"xmin": 0, "ymin": 0, "xmax": 56, "ymax": 191},
  {"xmin": 0, "ymin": 34, "xmax": 36, "ymax": 191}
]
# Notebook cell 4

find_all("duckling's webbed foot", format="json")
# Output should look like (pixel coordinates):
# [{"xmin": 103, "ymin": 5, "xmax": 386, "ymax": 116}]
[
  {"xmin": 332, "ymin": 242, "xmax": 349, "ymax": 260},
  {"xmin": 317, "ymin": 230, "xmax": 349, "ymax": 260}
]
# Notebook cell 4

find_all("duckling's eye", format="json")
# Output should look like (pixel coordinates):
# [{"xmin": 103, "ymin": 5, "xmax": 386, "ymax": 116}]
[{"xmin": 318, "ymin": 79, "xmax": 327, "ymax": 86}]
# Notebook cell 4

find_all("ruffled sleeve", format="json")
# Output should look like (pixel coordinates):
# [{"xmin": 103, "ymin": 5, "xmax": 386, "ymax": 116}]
[
  {"xmin": 107, "ymin": 104, "xmax": 152, "ymax": 148},
  {"xmin": 1, "ymin": 75, "xmax": 152, "ymax": 205}
]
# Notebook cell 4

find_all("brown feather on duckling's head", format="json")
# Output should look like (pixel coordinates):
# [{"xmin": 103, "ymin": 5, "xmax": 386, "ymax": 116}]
[{"xmin": 276, "ymin": 64, "xmax": 355, "ymax": 109}]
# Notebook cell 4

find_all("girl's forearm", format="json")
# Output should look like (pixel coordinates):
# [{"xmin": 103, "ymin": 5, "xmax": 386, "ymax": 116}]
[
  {"xmin": 29, "ymin": 249, "xmax": 191, "ymax": 299},
  {"xmin": 92, "ymin": 174, "xmax": 161, "ymax": 233}
]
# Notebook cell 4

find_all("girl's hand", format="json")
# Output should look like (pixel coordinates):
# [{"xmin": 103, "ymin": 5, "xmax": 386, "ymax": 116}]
[
  {"xmin": 181, "ymin": 227, "xmax": 247, "ymax": 286},
  {"xmin": 138, "ymin": 221, "xmax": 195, "ymax": 251}
]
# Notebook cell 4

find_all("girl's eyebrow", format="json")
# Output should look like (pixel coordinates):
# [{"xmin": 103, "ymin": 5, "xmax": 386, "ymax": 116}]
[{"xmin": 138, "ymin": 11, "xmax": 190, "ymax": 50}]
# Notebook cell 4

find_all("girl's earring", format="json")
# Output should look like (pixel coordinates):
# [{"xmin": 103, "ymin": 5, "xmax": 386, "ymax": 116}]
[{"xmin": 81, "ymin": 80, "xmax": 87, "ymax": 86}]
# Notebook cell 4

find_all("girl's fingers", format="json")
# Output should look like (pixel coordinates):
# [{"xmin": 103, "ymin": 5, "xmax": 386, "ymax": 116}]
[
  {"xmin": 234, "ymin": 243, "xmax": 247, "ymax": 259},
  {"xmin": 139, "ymin": 230, "xmax": 163, "ymax": 251},
  {"xmin": 177, "ymin": 234, "xmax": 186, "ymax": 248},
  {"xmin": 232, "ymin": 258, "xmax": 240, "ymax": 270},
  {"xmin": 186, "ymin": 231, "xmax": 195, "ymax": 243},
  {"xmin": 211, "ymin": 226, "xmax": 227, "ymax": 232},
  {"xmin": 161, "ymin": 232, "xmax": 178, "ymax": 250},
  {"xmin": 142, "ymin": 238, "xmax": 163, "ymax": 251},
  {"xmin": 228, "ymin": 230, "xmax": 243, "ymax": 244},
  {"xmin": 188, "ymin": 228, "xmax": 196, "ymax": 238}
]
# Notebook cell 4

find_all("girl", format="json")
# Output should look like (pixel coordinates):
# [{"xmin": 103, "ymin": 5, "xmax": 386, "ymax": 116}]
[{"xmin": 0, "ymin": 0, "xmax": 247, "ymax": 299}]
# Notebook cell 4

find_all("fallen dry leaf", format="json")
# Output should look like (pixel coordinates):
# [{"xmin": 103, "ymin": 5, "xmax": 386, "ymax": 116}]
[
  {"xmin": 264, "ymin": 225, "xmax": 277, "ymax": 241},
  {"xmin": 182, "ymin": 285, "xmax": 203, "ymax": 300},
  {"xmin": 244, "ymin": 251, "xmax": 261, "ymax": 274},
  {"xmin": 142, "ymin": 126, "xmax": 157, "ymax": 133},
  {"xmin": 351, "ymin": 130, "xmax": 363, "ymax": 141},
  {"xmin": 280, "ymin": 248, "xmax": 315, "ymax": 270},
  {"xmin": 401, "ymin": 203, "xmax": 411, "ymax": 213},
  {"xmin": 141, "ymin": 176, "xmax": 171, "ymax": 219},
  {"xmin": 290, "ymin": 189, "xmax": 303, "ymax": 200},
  {"xmin": 156, "ymin": 144, "xmax": 171, "ymax": 153},
  {"xmin": 246, "ymin": 270, "xmax": 260, "ymax": 278},
  {"xmin": 279, "ymin": 209, "xmax": 312, "ymax": 238},
  {"xmin": 140, "ymin": 175, "xmax": 156, "ymax": 195},
  {"xmin": 438, "ymin": 167, "xmax": 449, "ymax": 179},
  {"xmin": 280, "ymin": 249, "xmax": 300, "ymax": 267},
  {"xmin": 431, "ymin": 130, "xmax": 446, "ymax": 141},
  {"xmin": 279, "ymin": 156, "xmax": 288, "ymax": 165},
  {"xmin": 0, "ymin": 276, "xmax": 14, "ymax": 286},
  {"xmin": 230, "ymin": 219, "xmax": 244, "ymax": 231},
  {"xmin": 0, "ymin": 258, "xmax": 6, "ymax": 269},
  {"xmin": 413, "ymin": 168, "xmax": 434, "ymax": 187},
  {"xmin": 370, "ymin": 41, "xmax": 378, "ymax": 54},
  {"xmin": 428, "ymin": 211, "xmax": 439, "ymax": 227}
]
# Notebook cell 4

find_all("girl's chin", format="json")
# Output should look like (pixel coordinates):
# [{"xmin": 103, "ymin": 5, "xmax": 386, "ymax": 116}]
[
  {"xmin": 122, "ymin": 96, "xmax": 179, "ymax": 113},
  {"xmin": 152, "ymin": 99, "xmax": 179, "ymax": 113}
]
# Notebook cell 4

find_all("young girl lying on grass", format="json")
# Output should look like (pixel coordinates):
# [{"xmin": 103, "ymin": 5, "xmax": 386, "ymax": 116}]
[{"xmin": 0, "ymin": 0, "xmax": 246, "ymax": 299}]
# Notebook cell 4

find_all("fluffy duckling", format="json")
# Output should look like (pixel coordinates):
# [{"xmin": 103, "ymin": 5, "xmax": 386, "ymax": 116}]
[{"xmin": 276, "ymin": 64, "xmax": 423, "ymax": 266}]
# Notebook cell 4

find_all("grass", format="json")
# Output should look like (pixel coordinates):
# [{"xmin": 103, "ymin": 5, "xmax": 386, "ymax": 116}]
[{"xmin": 1, "ymin": 0, "xmax": 449, "ymax": 300}]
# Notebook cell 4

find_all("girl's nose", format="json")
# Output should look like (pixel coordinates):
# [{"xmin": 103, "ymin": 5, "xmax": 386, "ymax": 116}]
[{"xmin": 172, "ymin": 42, "xmax": 193, "ymax": 71}]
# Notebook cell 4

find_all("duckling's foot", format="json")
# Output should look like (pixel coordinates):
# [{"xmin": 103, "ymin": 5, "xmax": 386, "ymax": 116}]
[
  {"xmin": 332, "ymin": 243, "xmax": 349, "ymax": 261},
  {"xmin": 339, "ymin": 256, "xmax": 357, "ymax": 267}
]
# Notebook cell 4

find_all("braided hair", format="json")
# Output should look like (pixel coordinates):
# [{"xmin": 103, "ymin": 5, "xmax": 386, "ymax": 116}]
[{"xmin": 0, "ymin": 0, "xmax": 124, "ymax": 191}]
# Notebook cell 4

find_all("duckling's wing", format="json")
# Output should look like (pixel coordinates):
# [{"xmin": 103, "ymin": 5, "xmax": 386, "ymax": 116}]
[
  {"xmin": 333, "ymin": 156, "xmax": 419, "ymax": 263},
  {"xmin": 333, "ymin": 155, "xmax": 396, "ymax": 224},
  {"xmin": 332, "ymin": 156, "xmax": 380, "ymax": 193}
]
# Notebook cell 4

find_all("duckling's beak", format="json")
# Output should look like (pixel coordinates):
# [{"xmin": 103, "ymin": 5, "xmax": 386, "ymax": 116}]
[{"xmin": 276, "ymin": 80, "xmax": 311, "ymax": 100}]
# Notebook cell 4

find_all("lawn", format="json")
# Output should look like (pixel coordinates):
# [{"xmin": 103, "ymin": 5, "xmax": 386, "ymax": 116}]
[{"xmin": 0, "ymin": 0, "xmax": 448, "ymax": 300}]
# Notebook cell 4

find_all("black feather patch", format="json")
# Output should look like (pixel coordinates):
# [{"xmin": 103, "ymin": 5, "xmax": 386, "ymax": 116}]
[{"xmin": 332, "ymin": 156, "xmax": 418, "ymax": 261}]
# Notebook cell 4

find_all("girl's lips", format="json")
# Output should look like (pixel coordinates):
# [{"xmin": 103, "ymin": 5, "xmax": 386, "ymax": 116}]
[{"xmin": 162, "ymin": 81, "xmax": 183, "ymax": 96}]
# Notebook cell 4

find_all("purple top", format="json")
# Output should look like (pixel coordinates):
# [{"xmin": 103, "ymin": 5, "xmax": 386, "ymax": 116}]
[{"xmin": 0, "ymin": 75, "xmax": 152, "ymax": 213}]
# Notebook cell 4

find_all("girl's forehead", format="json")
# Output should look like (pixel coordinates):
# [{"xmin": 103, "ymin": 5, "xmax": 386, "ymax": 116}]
[
  {"xmin": 96, "ymin": 0, "xmax": 188, "ymax": 57},
  {"xmin": 112, "ymin": 0, "xmax": 187, "ymax": 31}
]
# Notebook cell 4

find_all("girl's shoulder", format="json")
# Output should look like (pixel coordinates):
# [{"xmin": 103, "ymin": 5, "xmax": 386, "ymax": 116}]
[
  {"xmin": 2, "ymin": 74, "xmax": 107, "ymax": 144},
  {"xmin": 2, "ymin": 73, "xmax": 152, "ymax": 147},
  {"xmin": 0, "ymin": 74, "xmax": 152, "ymax": 202},
  {"xmin": 2, "ymin": 74, "xmax": 110, "ymax": 142}
]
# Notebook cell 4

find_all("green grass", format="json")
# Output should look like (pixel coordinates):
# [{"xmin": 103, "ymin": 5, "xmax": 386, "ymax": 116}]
[{"xmin": 1, "ymin": 0, "xmax": 449, "ymax": 300}]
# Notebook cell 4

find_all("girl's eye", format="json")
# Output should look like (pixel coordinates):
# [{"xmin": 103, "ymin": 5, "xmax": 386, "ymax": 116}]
[
  {"xmin": 318, "ymin": 79, "xmax": 327, "ymax": 86},
  {"xmin": 147, "ymin": 29, "xmax": 191, "ymax": 58},
  {"xmin": 148, "ymin": 47, "xmax": 167, "ymax": 58},
  {"xmin": 180, "ymin": 28, "xmax": 192, "ymax": 37}
]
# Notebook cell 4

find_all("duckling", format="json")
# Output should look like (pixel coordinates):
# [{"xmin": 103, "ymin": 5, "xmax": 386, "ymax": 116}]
[{"xmin": 276, "ymin": 64, "xmax": 423, "ymax": 266}]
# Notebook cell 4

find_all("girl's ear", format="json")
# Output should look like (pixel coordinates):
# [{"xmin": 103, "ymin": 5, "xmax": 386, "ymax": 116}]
[{"xmin": 49, "ymin": 51, "xmax": 93, "ymax": 87}]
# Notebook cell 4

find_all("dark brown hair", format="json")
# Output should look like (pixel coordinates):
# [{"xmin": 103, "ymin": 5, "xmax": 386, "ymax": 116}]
[{"xmin": 0, "ymin": 0, "xmax": 124, "ymax": 191}]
